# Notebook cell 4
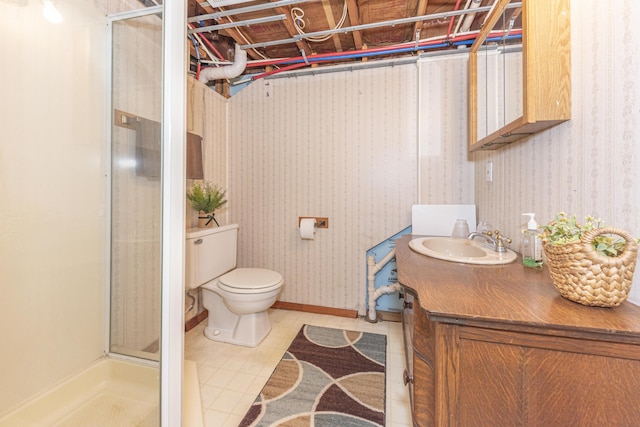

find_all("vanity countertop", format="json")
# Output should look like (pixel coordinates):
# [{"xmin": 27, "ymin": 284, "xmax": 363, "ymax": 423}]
[{"xmin": 395, "ymin": 234, "xmax": 640, "ymax": 342}]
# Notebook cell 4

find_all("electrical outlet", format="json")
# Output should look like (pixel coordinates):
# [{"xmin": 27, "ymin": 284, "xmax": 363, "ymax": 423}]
[{"xmin": 486, "ymin": 161, "xmax": 493, "ymax": 182}]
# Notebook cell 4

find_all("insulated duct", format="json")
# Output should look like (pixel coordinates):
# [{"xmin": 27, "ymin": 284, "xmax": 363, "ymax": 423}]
[{"xmin": 198, "ymin": 44, "xmax": 247, "ymax": 83}]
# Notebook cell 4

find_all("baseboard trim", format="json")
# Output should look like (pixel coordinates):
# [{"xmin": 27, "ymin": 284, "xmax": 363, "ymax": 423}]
[
  {"xmin": 374, "ymin": 310, "xmax": 401, "ymax": 323},
  {"xmin": 185, "ymin": 303, "xmax": 359, "ymax": 332},
  {"xmin": 185, "ymin": 309, "xmax": 208, "ymax": 332},
  {"xmin": 271, "ymin": 301, "xmax": 358, "ymax": 319}
]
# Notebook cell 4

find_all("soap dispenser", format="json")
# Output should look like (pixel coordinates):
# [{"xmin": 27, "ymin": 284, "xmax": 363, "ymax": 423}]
[{"xmin": 522, "ymin": 213, "xmax": 543, "ymax": 268}]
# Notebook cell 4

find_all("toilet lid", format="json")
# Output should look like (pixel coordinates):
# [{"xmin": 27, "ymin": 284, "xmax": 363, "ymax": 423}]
[{"xmin": 218, "ymin": 268, "xmax": 283, "ymax": 292}]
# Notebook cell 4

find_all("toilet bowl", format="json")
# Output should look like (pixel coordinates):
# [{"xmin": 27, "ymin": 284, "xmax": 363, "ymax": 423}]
[
  {"xmin": 185, "ymin": 224, "xmax": 284, "ymax": 347},
  {"xmin": 201, "ymin": 268, "xmax": 283, "ymax": 347}
]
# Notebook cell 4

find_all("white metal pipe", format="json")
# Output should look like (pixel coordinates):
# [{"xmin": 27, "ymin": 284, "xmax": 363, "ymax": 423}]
[
  {"xmin": 198, "ymin": 43, "xmax": 247, "ymax": 83},
  {"xmin": 367, "ymin": 250, "xmax": 398, "ymax": 322}
]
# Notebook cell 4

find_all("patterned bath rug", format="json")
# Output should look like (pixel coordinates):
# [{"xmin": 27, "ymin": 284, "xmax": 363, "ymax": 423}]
[{"xmin": 239, "ymin": 324, "xmax": 387, "ymax": 427}]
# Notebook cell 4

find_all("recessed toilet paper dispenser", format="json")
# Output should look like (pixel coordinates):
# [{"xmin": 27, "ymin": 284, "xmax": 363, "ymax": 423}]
[{"xmin": 298, "ymin": 217, "xmax": 329, "ymax": 228}]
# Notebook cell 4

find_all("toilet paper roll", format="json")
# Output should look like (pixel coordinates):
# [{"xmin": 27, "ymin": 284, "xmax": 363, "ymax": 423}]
[{"xmin": 299, "ymin": 218, "xmax": 317, "ymax": 240}]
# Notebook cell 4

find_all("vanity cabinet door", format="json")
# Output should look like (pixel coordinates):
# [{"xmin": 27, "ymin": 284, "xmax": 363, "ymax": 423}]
[
  {"xmin": 401, "ymin": 286, "xmax": 436, "ymax": 427},
  {"xmin": 455, "ymin": 337, "xmax": 524, "ymax": 425},
  {"xmin": 439, "ymin": 325, "xmax": 640, "ymax": 426},
  {"xmin": 400, "ymin": 288, "xmax": 415, "ymax": 405},
  {"xmin": 413, "ymin": 354, "xmax": 435, "ymax": 427}
]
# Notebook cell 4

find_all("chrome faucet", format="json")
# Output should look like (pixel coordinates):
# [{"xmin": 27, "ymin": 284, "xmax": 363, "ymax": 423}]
[{"xmin": 468, "ymin": 230, "xmax": 511, "ymax": 253}]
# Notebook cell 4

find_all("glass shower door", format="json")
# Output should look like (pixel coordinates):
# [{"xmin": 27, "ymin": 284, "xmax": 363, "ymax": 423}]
[{"xmin": 109, "ymin": 9, "xmax": 163, "ymax": 362}]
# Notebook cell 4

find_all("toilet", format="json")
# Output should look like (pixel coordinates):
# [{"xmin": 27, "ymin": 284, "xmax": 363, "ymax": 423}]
[{"xmin": 185, "ymin": 224, "xmax": 283, "ymax": 347}]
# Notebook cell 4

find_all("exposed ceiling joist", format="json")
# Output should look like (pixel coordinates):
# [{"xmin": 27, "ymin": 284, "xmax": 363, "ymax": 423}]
[
  {"xmin": 186, "ymin": 0, "xmax": 525, "ymax": 81},
  {"xmin": 345, "ymin": 0, "xmax": 362, "ymax": 49}
]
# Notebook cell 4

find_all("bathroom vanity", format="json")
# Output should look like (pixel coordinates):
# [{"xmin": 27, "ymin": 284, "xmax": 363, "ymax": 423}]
[{"xmin": 396, "ymin": 235, "xmax": 640, "ymax": 426}]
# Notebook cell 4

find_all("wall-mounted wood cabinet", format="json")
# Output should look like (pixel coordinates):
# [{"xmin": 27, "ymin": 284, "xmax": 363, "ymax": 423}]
[{"xmin": 468, "ymin": 0, "xmax": 571, "ymax": 151}]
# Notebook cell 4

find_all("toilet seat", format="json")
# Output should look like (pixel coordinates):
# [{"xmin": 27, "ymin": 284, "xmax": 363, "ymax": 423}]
[{"xmin": 218, "ymin": 268, "xmax": 283, "ymax": 294}]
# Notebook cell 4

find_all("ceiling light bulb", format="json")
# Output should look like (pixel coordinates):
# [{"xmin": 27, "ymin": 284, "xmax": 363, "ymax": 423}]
[{"xmin": 42, "ymin": 0, "xmax": 62, "ymax": 24}]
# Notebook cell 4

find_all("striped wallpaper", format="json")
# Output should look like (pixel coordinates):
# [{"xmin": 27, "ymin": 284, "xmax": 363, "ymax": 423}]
[
  {"xmin": 474, "ymin": 0, "xmax": 640, "ymax": 304},
  {"xmin": 198, "ymin": 0, "xmax": 640, "ymax": 313},
  {"xmin": 227, "ymin": 62, "xmax": 474, "ymax": 313}
]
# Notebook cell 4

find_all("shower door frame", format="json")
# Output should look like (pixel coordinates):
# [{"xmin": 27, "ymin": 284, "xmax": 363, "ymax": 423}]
[{"xmin": 105, "ymin": 3, "xmax": 186, "ymax": 425}]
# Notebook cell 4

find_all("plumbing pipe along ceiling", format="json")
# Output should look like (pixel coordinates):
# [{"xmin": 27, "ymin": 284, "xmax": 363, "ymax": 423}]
[{"xmin": 182, "ymin": 0, "xmax": 523, "ymax": 82}]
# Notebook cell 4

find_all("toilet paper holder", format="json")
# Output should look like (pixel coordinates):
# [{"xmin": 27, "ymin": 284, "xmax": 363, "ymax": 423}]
[{"xmin": 298, "ymin": 216, "xmax": 329, "ymax": 228}]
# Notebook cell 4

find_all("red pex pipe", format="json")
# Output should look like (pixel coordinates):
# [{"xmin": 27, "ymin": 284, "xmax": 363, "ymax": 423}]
[
  {"xmin": 251, "ymin": 62, "xmax": 309, "ymax": 80},
  {"xmin": 247, "ymin": 32, "xmax": 481, "ymax": 69},
  {"xmin": 247, "ymin": 29, "xmax": 521, "ymax": 80},
  {"xmin": 446, "ymin": 0, "xmax": 463, "ymax": 40},
  {"xmin": 188, "ymin": 23, "xmax": 226, "ymax": 62}
]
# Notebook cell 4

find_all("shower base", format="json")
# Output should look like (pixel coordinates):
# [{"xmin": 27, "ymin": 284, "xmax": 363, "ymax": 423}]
[{"xmin": 0, "ymin": 357, "xmax": 202, "ymax": 427}]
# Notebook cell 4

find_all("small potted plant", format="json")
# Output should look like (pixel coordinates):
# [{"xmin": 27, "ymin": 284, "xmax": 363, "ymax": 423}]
[
  {"xmin": 540, "ymin": 212, "xmax": 638, "ymax": 307},
  {"xmin": 187, "ymin": 181, "xmax": 227, "ymax": 227}
]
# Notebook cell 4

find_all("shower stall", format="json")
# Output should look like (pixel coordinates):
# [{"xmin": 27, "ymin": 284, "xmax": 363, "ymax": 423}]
[{"xmin": 0, "ymin": 0, "xmax": 186, "ymax": 425}]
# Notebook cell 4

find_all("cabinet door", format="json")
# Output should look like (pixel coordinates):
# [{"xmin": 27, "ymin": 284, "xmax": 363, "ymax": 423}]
[
  {"xmin": 413, "ymin": 354, "xmax": 435, "ymax": 427},
  {"xmin": 468, "ymin": 0, "xmax": 571, "ymax": 151},
  {"xmin": 400, "ymin": 288, "xmax": 415, "ymax": 403},
  {"xmin": 456, "ymin": 339, "xmax": 524, "ymax": 425},
  {"xmin": 442, "ymin": 325, "xmax": 640, "ymax": 426},
  {"xmin": 525, "ymin": 348, "xmax": 640, "ymax": 426}
]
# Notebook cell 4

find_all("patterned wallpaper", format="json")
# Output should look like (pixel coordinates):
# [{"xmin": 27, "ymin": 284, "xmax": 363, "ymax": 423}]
[
  {"xmin": 228, "ymin": 66, "xmax": 418, "ymax": 312},
  {"xmin": 474, "ymin": 0, "xmax": 640, "ymax": 304},
  {"xmin": 418, "ymin": 55, "xmax": 475, "ymax": 204},
  {"xmin": 227, "ymin": 62, "xmax": 474, "ymax": 313}
]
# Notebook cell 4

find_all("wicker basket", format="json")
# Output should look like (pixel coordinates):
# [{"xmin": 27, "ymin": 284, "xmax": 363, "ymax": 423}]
[{"xmin": 543, "ymin": 228, "xmax": 638, "ymax": 307}]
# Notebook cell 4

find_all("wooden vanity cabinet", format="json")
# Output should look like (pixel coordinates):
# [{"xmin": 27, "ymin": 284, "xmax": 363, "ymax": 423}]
[{"xmin": 396, "ymin": 235, "xmax": 640, "ymax": 427}]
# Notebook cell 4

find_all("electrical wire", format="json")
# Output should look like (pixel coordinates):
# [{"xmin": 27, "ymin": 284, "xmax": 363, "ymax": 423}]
[
  {"xmin": 291, "ymin": 1, "xmax": 348, "ymax": 43},
  {"xmin": 189, "ymin": 34, "xmax": 202, "ymax": 79}
]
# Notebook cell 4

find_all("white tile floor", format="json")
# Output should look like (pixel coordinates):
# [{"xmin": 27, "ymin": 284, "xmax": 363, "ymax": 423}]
[{"xmin": 184, "ymin": 309, "xmax": 412, "ymax": 427}]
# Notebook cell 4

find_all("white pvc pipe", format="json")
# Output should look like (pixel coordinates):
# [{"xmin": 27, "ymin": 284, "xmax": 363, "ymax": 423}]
[
  {"xmin": 198, "ymin": 43, "xmax": 247, "ymax": 83},
  {"xmin": 452, "ymin": 0, "xmax": 473, "ymax": 37},
  {"xmin": 367, "ymin": 249, "xmax": 399, "ymax": 322},
  {"xmin": 460, "ymin": 0, "xmax": 483, "ymax": 32}
]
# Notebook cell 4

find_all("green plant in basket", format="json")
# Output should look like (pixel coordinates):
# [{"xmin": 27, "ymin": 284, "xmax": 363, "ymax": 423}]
[
  {"xmin": 187, "ymin": 181, "xmax": 227, "ymax": 214},
  {"xmin": 540, "ymin": 212, "xmax": 639, "ymax": 308},
  {"xmin": 540, "ymin": 212, "xmax": 637, "ymax": 257}
]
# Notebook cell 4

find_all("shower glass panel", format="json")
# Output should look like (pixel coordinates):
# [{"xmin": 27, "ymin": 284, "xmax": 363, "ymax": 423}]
[{"xmin": 110, "ymin": 11, "xmax": 163, "ymax": 361}]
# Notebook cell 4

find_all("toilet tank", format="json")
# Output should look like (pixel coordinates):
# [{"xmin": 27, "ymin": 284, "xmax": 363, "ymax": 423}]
[{"xmin": 185, "ymin": 223, "xmax": 239, "ymax": 290}]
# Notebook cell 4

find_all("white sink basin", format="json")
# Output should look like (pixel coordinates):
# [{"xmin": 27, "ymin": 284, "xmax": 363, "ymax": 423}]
[{"xmin": 408, "ymin": 236, "xmax": 517, "ymax": 265}]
